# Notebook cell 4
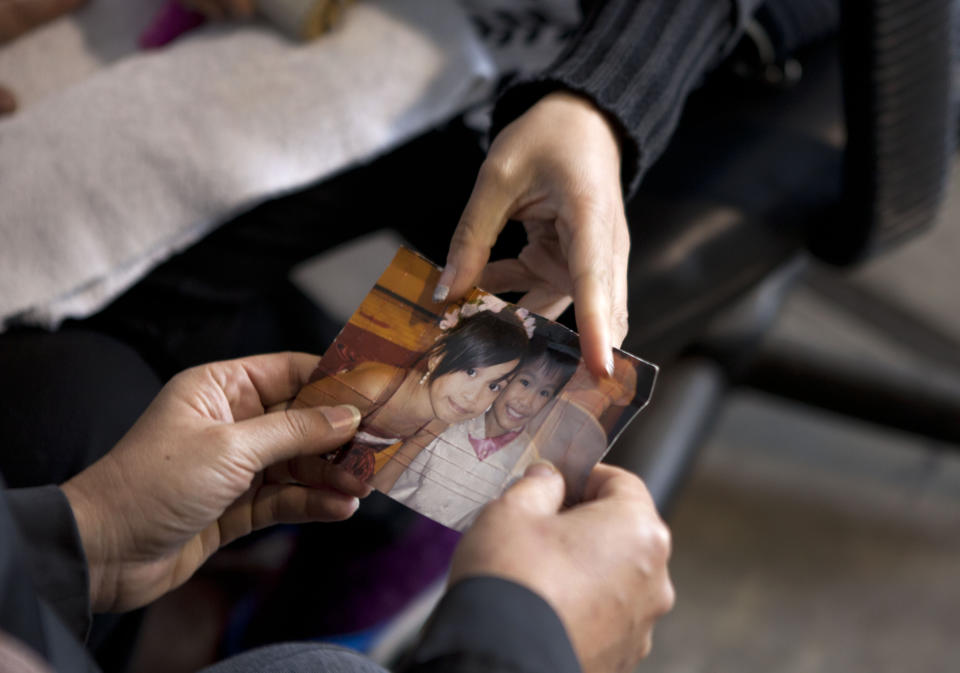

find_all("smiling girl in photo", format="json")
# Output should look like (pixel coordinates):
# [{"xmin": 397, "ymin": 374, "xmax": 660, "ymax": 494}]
[
  {"xmin": 294, "ymin": 310, "xmax": 529, "ymax": 482},
  {"xmin": 384, "ymin": 329, "xmax": 580, "ymax": 529}
]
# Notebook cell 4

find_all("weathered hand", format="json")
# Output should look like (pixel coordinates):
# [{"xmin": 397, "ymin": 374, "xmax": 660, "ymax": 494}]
[
  {"xmin": 451, "ymin": 462, "xmax": 674, "ymax": 673},
  {"xmin": 436, "ymin": 91, "xmax": 631, "ymax": 378},
  {"xmin": 61, "ymin": 352, "xmax": 368, "ymax": 613}
]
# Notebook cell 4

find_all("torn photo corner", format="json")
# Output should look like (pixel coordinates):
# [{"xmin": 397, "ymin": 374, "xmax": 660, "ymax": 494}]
[{"xmin": 292, "ymin": 246, "xmax": 658, "ymax": 531}]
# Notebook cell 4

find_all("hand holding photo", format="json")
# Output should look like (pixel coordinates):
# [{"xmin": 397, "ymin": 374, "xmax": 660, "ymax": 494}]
[{"xmin": 292, "ymin": 247, "xmax": 657, "ymax": 530}]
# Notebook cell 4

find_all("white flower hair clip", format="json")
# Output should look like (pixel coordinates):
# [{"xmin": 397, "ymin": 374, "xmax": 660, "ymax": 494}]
[
  {"xmin": 514, "ymin": 307, "xmax": 537, "ymax": 339},
  {"xmin": 437, "ymin": 293, "xmax": 535, "ymax": 338},
  {"xmin": 438, "ymin": 307, "xmax": 461, "ymax": 331}
]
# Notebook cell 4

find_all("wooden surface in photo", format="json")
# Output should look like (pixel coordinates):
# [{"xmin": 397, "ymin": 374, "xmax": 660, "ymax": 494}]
[
  {"xmin": 377, "ymin": 247, "xmax": 441, "ymax": 308},
  {"xmin": 349, "ymin": 289, "xmax": 438, "ymax": 355},
  {"xmin": 342, "ymin": 247, "xmax": 447, "ymax": 356}
]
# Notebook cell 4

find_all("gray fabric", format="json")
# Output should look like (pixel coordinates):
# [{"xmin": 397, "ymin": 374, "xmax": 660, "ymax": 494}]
[
  {"xmin": 0, "ymin": 0, "xmax": 495, "ymax": 331},
  {"xmin": 199, "ymin": 643, "xmax": 390, "ymax": 673},
  {"xmin": 6, "ymin": 486, "xmax": 91, "ymax": 642},
  {"xmin": 0, "ymin": 479, "xmax": 100, "ymax": 673},
  {"xmin": 403, "ymin": 577, "xmax": 580, "ymax": 673}
]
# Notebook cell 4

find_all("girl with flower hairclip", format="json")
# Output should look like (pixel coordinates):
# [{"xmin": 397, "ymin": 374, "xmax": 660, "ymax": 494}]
[{"xmin": 293, "ymin": 306, "xmax": 529, "ymax": 483}]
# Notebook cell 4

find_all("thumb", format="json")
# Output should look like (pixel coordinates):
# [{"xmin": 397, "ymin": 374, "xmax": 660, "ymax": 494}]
[
  {"xmin": 434, "ymin": 164, "xmax": 515, "ymax": 303},
  {"xmin": 500, "ymin": 460, "xmax": 566, "ymax": 517},
  {"xmin": 233, "ymin": 404, "xmax": 361, "ymax": 472}
]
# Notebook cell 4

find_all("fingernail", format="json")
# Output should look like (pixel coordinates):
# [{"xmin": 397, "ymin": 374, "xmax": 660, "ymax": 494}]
[
  {"xmin": 524, "ymin": 459, "xmax": 559, "ymax": 479},
  {"xmin": 433, "ymin": 266, "xmax": 456, "ymax": 303},
  {"xmin": 604, "ymin": 351, "xmax": 615, "ymax": 378},
  {"xmin": 322, "ymin": 404, "xmax": 361, "ymax": 431}
]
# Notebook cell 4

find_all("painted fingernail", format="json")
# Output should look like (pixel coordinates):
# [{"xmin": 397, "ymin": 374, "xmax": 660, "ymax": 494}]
[
  {"xmin": 433, "ymin": 266, "xmax": 456, "ymax": 303},
  {"xmin": 524, "ymin": 459, "xmax": 559, "ymax": 479},
  {"xmin": 322, "ymin": 404, "xmax": 361, "ymax": 431}
]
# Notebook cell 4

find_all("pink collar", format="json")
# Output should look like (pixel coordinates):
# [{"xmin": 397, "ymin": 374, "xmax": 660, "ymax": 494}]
[{"xmin": 468, "ymin": 429, "xmax": 522, "ymax": 461}]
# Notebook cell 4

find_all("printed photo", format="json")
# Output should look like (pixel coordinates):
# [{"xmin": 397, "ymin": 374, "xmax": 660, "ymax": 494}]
[{"xmin": 292, "ymin": 247, "xmax": 658, "ymax": 531}]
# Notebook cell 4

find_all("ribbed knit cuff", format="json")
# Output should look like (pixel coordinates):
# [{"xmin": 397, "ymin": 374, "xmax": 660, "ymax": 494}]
[{"xmin": 491, "ymin": 0, "xmax": 742, "ymax": 197}]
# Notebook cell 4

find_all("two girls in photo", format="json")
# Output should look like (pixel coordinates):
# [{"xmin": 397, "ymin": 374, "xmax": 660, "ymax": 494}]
[{"xmin": 294, "ymin": 304, "xmax": 580, "ymax": 526}]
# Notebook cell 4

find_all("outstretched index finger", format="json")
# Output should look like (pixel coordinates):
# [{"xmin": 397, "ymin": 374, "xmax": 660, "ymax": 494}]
[
  {"xmin": 434, "ymin": 162, "xmax": 517, "ymax": 303},
  {"xmin": 564, "ymin": 212, "xmax": 615, "ymax": 379}
]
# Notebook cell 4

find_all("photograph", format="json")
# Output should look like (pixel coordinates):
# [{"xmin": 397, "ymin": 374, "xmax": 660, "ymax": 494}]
[{"xmin": 292, "ymin": 246, "xmax": 658, "ymax": 530}]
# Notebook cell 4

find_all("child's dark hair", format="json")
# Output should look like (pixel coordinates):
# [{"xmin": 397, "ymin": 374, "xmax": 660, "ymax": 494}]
[
  {"xmin": 426, "ymin": 310, "xmax": 529, "ymax": 383},
  {"xmin": 520, "ymin": 324, "xmax": 580, "ymax": 393}
]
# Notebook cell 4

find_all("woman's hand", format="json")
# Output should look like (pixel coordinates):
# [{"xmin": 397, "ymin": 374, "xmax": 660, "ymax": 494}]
[
  {"xmin": 178, "ymin": 0, "xmax": 254, "ymax": 20},
  {"xmin": 436, "ymin": 91, "xmax": 631, "ymax": 378},
  {"xmin": 61, "ymin": 352, "xmax": 370, "ymax": 613}
]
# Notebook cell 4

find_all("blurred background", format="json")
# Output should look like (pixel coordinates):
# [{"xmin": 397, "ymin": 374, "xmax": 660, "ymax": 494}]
[
  {"xmin": 2, "ymin": 1, "xmax": 957, "ymax": 672},
  {"xmin": 635, "ymin": 171, "xmax": 960, "ymax": 673}
]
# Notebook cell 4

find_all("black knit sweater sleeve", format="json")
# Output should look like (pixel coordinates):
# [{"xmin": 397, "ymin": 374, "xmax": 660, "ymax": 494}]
[{"xmin": 490, "ymin": 0, "xmax": 766, "ymax": 196}]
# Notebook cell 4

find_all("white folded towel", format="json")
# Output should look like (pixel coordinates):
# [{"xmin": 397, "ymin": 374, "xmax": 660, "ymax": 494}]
[{"xmin": 0, "ymin": 0, "xmax": 495, "ymax": 329}]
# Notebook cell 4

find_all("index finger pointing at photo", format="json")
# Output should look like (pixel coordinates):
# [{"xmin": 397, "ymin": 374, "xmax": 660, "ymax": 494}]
[
  {"xmin": 563, "ymin": 212, "xmax": 618, "ymax": 379},
  {"xmin": 570, "ymin": 262, "xmax": 613, "ymax": 380}
]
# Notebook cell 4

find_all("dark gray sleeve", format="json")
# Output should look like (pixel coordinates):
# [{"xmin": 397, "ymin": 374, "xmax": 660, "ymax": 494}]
[
  {"xmin": 6, "ymin": 485, "xmax": 92, "ymax": 641},
  {"xmin": 491, "ymin": 0, "xmax": 766, "ymax": 196},
  {"xmin": 0, "ymin": 481, "xmax": 100, "ymax": 672},
  {"xmin": 402, "ymin": 576, "xmax": 581, "ymax": 673}
]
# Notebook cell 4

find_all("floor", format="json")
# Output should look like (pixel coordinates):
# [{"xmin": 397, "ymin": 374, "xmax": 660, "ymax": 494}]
[{"xmin": 638, "ymin": 170, "xmax": 960, "ymax": 673}]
